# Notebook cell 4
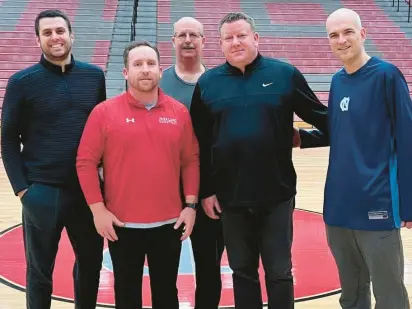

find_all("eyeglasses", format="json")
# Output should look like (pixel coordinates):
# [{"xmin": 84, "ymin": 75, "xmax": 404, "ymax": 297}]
[{"xmin": 174, "ymin": 32, "xmax": 203, "ymax": 40}]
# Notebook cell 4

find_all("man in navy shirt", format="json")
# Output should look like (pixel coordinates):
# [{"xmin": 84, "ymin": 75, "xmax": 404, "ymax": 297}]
[
  {"xmin": 298, "ymin": 8, "xmax": 411, "ymax": 309},
  {"xmin": 1, "ymin": 10, "xmax": 105, "ymax": 309}
]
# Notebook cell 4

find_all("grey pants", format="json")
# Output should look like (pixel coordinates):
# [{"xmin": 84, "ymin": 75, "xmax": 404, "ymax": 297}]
[{"xmin": 326, "ymin": 225, "xmax": 410, "ymax": 309}]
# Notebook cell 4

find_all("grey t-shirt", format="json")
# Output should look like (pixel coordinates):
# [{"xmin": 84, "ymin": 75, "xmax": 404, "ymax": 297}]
[{"xmin": 159, "ymin": 65, "xmax": 200, "ymax": 110}]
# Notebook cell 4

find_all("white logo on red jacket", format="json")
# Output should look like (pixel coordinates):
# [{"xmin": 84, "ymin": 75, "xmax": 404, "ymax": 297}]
[
  {"xmin": 159, "ymin": 117, "xmax": 177, "ymax": 125},
  {"xmin": 126, "ymin": 118, "xmax": 135, "ymax": 123}
]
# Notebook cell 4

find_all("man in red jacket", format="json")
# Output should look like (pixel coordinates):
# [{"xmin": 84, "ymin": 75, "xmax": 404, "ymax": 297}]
[{"xmin": 76, "ymin": 40, "xmax": 199, "ymax": 309}]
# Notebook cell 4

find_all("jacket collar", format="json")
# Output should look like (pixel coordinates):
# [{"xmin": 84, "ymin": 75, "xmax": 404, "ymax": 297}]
[
  {"xmin": 39, "ymin": 54, "xmax": 75, "ymax": 74},
  {"xmin": 225, "ymin": 52, "xmax": 263, "ymax": 75},
  {"xmin": 126, "ymin": 88, "xmax": 166, "ymax": 109}
]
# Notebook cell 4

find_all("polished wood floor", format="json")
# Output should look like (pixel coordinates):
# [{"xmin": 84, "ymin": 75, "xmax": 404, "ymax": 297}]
[{"xmin": 0, "ymin": 147, "xmax": 411, "ymax": 308}]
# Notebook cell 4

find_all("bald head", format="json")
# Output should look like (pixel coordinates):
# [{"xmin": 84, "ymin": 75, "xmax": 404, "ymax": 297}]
[
  {"xmin": 325, "ymin": 8, "xmax": 367, "ymax": 67},
  {"xmin": 173, "ymin": 17, "xmax": 204, "ymax": 35},
  {"xmin": 172, "ymin": 16, "xmax": 205, "ymax": 63},
  {"xmin": 326, "ymin": 8, "xmax": 362, "ymax": 32}
]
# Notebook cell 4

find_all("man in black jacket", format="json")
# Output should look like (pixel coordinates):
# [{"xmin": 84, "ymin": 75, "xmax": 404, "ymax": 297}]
[
  {"xmin": 1, "ymin": 10, "xmax": 105, "ymax": 309},
  {"xmin": 190, "ymin": 12, "xmax": 328, "ymax": 309}
]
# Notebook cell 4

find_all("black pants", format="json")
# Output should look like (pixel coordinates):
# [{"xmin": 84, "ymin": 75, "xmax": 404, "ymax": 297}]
[
  {"xmin": 108, "ymin": 223, "xmax": 182, "ymax": 309},
  {"xmin": 221, "ymin": 197, "xmax": 295, "ymax": 309},
  {"xmin": 21, "ymin": 182, "xmax": 104, "ymax": 309},
  {"xmin": 190, "ymin": 207, "xmax": 224, "ymax": 309}
]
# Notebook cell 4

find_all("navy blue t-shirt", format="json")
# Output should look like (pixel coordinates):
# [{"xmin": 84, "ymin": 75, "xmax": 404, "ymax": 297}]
[{"xmin": 323, "ymin": 57, "xmax": 412, "ymax": 230}]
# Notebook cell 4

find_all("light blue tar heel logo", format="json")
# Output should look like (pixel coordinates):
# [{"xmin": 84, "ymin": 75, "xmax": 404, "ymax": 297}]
[{"xmin": 340, "ymin": 97, "xmax": 350, "ymax": 112}]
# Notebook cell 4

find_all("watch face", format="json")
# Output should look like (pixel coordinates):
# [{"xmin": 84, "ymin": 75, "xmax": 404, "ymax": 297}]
[{"xmin": 186, "ymin": 203, "xmax": 196, "ymax": 209}]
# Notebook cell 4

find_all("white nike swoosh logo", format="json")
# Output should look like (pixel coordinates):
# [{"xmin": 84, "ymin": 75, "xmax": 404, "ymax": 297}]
[{"xmin": 262, "ymin": 82, "xmax": 273, "ymax": 87}]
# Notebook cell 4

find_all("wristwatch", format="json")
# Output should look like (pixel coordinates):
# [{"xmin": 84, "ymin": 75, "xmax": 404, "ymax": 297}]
[{"xmin": 185, "ymin": 202, "xmax": 197, "ymax": 210}]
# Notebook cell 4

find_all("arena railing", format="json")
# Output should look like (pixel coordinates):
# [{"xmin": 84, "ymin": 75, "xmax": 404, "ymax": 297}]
[
  {"xmin": 126, "ymin": 0, "xmax": 138, "ymax": 90},
  {"xmin": 130, "ymin": 0, "xmax": 138, "ymax": 41},
  {"xmin": 392, "ymin": 0, "xmax": 411, "ymax": 22}
]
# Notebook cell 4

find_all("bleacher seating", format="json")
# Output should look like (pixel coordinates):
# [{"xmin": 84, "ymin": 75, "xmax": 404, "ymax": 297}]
[
  {"xmin": 2, "ymin": 0, "xmax": 412, "ymax": 126},
  {"xmin": 0, "ymin": 0, "xmax": 118, "ymax": 111},
  {"xmin": 152, "ymin": 0, "xmax": 412, "ymax": 127}
]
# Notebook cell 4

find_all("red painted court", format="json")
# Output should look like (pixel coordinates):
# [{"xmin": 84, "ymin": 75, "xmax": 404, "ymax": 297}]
[{"xmin": 0, "ymin": 209, "xmax": 340, "ymax": 308}]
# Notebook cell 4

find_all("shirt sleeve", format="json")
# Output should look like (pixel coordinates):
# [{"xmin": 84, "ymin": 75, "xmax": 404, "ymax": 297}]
[
  {"xmin": 0, "ymin": 76, "xmax": 29, "ymax": 195},
  {"xmin": 76, "ymin": 105, "xmax": 106, "ymax": 205},
  {"xmin": 180, "ymin": 107, "xmax": 200, "ymax": 198},
  {"xmin": 385, "ymin": 66, "xmax": 412, "ymax": 222},
  {"xmin": 98, "ymin": 70, "xmax": 107, "ymax": 103},
  {"xmin": 291, "ymin": 67, "xmax": 330, "ymax": 148},
  {"xmin": 189, "ymin": 82, "xmax": 215, "ymax": 199}
]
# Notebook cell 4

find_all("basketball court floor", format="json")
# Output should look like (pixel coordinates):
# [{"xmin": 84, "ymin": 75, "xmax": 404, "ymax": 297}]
[{"xmin": 0, "ymin": 147, "xmax": 411, "ymax": 308}]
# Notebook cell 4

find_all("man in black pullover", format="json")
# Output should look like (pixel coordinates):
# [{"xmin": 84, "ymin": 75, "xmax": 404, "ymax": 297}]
[
  {"xmin": 1, "ymin": 10, "xmax": 105, "ymax": 309},
  {"xmin": 190, "ymin": 12, "xmax": 328, "ymax": 309}
]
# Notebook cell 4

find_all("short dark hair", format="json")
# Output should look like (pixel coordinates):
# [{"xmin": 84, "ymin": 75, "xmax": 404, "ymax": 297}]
[
  {"xmin": 218, "ymin": 12, "xmax": 256, "ymax": 34},
  {"xmin": 35, "ymin": 10, "xmax": 72, "ymax": 36},
  {"xmin": 123, "ymin": 40, "xmax": 160, "ymax": 67}
]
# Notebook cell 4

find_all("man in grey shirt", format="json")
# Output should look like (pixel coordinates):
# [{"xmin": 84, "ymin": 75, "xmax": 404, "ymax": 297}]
[{"xmin": 160, "ymin": 17, "xmax": 224, "ymax": 309}]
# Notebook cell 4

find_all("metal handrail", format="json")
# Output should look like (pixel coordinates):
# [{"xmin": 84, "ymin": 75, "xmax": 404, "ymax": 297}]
[
  {"xmin": 130, "ymin": 0, "xmax": 138, "ymax": 41},
  {"xmin": 392, "ymin": 0, "xmax": 411, "ymax": 22},
  {"xmin": 126, "ymin": 0, "xmax": 139, "ymax": 90}
]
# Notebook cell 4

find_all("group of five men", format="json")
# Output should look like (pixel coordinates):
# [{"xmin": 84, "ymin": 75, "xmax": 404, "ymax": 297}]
[{"xmin": 1, "ymin": 6, "xmax": 411, "ymax": 309}]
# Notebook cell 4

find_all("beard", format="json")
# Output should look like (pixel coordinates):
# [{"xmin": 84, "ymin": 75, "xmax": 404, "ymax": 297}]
[{"xmin": 128, "ymin": 76, "xmax": 159, "ymax": 92}]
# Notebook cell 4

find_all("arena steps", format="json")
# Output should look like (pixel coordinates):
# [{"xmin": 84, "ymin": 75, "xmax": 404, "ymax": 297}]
[
  {"xmin": 2, "ymin": 0, "xmax": 412, "ymax": 128},
  {"xmin": 147, "ymin": 0, "xmax": 412, "ymax": 127},
  {"xmin": 0, "ymin": 0, "xmax": 121, "ymax": 110}
]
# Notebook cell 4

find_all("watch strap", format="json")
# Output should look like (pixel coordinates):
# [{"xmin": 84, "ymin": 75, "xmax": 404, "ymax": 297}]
[{"xmin": 185, "ymin": 202, "xmax": 197, "ymax": 210}]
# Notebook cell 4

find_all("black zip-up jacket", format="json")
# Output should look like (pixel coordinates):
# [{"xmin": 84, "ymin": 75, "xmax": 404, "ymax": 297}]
[
  {"xmin": 190, "ymin": 53, "xmax": 328, "ymax": 208},
  {"xmin": 1, "ymin": 54, "xmax": 106, "ymax": 195}
]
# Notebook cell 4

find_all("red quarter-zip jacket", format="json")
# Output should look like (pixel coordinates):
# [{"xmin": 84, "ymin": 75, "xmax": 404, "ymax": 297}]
[{"xmin": 76, "ymin": 89, "xmax": 199, "ymax": 223}]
